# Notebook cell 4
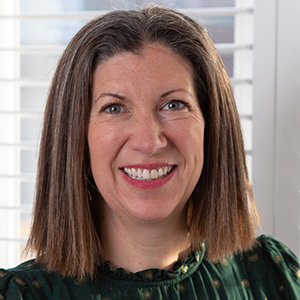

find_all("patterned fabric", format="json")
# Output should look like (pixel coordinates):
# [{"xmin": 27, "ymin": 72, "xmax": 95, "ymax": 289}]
[{"xmin": 1, "ymin": 235, "xmax": 300, "ymax": 299}]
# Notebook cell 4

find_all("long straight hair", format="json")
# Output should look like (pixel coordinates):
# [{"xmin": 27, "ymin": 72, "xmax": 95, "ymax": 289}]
[{"xmin": 27, "ymin": 6, "xmax": 260, "ymax": 278}]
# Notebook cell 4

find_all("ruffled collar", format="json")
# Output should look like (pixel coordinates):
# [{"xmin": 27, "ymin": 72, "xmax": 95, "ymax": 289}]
[{"xmin": 97, "ymin": 245, "xmax": 205, "ymax": 284}]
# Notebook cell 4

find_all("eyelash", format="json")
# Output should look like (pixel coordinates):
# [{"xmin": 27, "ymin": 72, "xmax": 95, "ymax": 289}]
[
  {"xmin": 162, "ymin": 99, "xmax": 190, "ymax": 110},
  {"xmin": 100, "ymin": 99, "xmax": 190, "ymax": 114},
  {"xmin": 100, "ymin": 101, "xmax": 126, "ymax": 113}
]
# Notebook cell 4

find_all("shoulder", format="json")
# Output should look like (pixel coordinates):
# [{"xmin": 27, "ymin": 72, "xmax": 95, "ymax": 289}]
[
  {"xmin": 246, "ymin": 235, "xmax": 300, "ymax": 297},
  {"xmin": 0, "ymin": 260, "xmax": 101, "ymax": 300},
  {"xmin": 255, "ymin": 234, "xmax": 300, "ymax": 275},
  {"xmin": 0, "ymin": 259, "xmax": 56, "ymax": 299},
  {"xmin": 200, "ymin": 235, "xmax": 300, "ymax": 298},
  {"xmin": 257, "ymin": 235, "xmax": 300, "ymax": 262}
]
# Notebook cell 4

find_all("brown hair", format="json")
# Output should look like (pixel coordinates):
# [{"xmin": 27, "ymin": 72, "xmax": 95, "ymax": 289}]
[{"xmin": 27, "ymin": 5, "xmax": 260, "ymax": 278}]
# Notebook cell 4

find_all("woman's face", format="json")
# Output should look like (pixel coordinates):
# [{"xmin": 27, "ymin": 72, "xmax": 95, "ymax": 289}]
[{"xmin": 88, "ymin": 43, "xmax": 205, "ymax": 223}]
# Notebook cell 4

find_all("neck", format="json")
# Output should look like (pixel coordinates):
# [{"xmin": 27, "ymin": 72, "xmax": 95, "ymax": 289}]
[{"xmin": 99, "ymin": 204, "xmax": 190, "ymax": 273}]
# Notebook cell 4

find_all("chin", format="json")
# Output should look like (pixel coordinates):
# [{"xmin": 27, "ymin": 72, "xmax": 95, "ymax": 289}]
[{"xmin": 127, "ymin": 201, "xmax": 186, "ymax": 224}]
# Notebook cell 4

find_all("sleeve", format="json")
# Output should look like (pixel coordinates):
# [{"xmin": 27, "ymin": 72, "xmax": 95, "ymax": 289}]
[
  {"xmin": 259, "ymin": 235, "xmax": 300, "ymax": 299},
  {"xmin": 0, "ymin": 269, "xmax": 27, "ymax": 300}
]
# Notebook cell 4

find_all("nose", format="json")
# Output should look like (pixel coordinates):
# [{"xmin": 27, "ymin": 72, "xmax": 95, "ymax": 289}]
[{"xmin": 129, "ymin": 112, "xmax": 168, "ymax": 156}]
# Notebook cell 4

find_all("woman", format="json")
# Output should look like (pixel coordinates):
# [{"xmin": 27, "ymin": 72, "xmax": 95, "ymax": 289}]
[{"xmin": 1, "ymin": 5, "xmax": 299, "ymax": 299}]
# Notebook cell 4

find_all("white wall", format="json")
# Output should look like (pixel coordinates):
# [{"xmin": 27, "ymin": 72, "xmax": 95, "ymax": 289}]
[{"xmin": 253, "ymin": 0, "xmax": 300, "ymax": 256}]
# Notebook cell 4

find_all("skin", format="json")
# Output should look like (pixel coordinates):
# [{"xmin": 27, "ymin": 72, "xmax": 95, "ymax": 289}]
[{"xmin": 88, "ymin": 43, "xmax": 205, "ymax": 272}]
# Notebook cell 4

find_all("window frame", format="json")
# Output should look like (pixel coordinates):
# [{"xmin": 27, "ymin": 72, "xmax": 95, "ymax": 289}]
[
  {"xmin": 252, "ymin": 0, "xmax": 300, "ymax": 256},
  {"xmin": 2, "ymin": 0, "xmax": 299, "ymax": 267}
]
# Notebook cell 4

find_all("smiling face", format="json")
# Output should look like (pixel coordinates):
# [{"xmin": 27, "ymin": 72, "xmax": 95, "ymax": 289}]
[{"xmin": 88, "ymin": 43, "xmax": 205, "ymax": 224}]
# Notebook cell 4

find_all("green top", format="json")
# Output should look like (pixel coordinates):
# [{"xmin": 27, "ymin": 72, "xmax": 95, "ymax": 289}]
[{"xmin": 1, "ymin": 235, "xmax": 300, "ymax": 299}]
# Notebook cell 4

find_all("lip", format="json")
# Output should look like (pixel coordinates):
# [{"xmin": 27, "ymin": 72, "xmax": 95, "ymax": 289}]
[{"xmin": 120, "ymin": 165, "xmax": 176, "ymax": 189}]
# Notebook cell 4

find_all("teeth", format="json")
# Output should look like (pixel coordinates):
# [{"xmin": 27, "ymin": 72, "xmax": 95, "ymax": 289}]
[
  {"xmin": 123, "ymin": 166, "xmax": 174, "ymax": 181},
  {"xmin": 137, "ymin": 168, "xmax": 143, "ymax": 177},
  {"xmin": 158, "ymin": 168, "xmax": 163, "ymax": 176},
  {"xmin": 143, "ymin": 169, "xmax": 150, "ymax": 179},
  {"xmin": 132, "ymin": 168, "xmax": 137, "ymax": 177},
  {"xmin": 150, "ymin": 169, "xmax": 158, "ymax": 179}
]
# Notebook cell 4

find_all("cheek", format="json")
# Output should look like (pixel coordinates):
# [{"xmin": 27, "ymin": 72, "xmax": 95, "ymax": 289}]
[
  {"xmin": 88, "ymin": 129, "xmax": 115, "ymax": 193},
  {"xmin": 88, "ymin": 131, "xmax": 106, "ymax": 164},
  {"xmin": 88, "ymin": 123, "xmax": 126, "ymax": 172},
  {"xmin": 172, "ymin": 121, "xmax": 204, "ymax": 155},
  {"xmin": 175, "ymin": 123, "xmax": 205, "ymax": 182}
]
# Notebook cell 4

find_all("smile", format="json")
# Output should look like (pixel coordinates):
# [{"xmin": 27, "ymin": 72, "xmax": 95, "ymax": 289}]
[{"xmin": 123, "ymin": 166, "xmax": 174, "ymax": 181}]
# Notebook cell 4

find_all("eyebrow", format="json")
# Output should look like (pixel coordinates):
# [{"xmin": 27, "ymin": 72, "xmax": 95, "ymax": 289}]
[
  {"xmin": 160, "ymin": 88, "xmax": 193, "ymax": 98},
  {"xmin": 94, "ymin": 88, "xmax": 193, "ymax": 103},
  {"xmin": 94, "ymin": 93, "xmax": 126, "ymax": 103}
]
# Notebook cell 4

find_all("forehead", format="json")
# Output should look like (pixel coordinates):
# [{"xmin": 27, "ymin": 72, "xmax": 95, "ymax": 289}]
[{"xmin": 92, "ymin": 43, "xmax": 195, "ymax": 91}]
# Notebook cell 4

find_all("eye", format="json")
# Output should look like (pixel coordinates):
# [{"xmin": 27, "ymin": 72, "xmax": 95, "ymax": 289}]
[
  {"xmin": 162, "ymin": 100, "xmax": 189, "ymax": 111},
  {"xmin": 101, "ymin": 102, "xmax": 125, "ymax": 114}
]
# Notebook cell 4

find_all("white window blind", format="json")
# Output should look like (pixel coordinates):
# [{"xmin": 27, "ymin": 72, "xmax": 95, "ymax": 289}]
[{"xmin": 0, "ymin": 0, "xmax": 256, "ymax": 268}]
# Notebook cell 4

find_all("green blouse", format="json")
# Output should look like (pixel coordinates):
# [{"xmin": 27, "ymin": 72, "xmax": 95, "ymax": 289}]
[{"xmin": 1, "ymin": 235, "xmax": 300, "ymax": 299}]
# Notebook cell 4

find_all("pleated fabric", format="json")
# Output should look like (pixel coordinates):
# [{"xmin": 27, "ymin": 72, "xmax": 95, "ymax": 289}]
[{"xmin": 1, "ymin": 235, "xmax": 300, "ymax": 299}]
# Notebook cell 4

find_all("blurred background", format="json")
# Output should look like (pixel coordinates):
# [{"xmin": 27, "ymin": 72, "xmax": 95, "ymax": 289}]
[{"xmin": 0, "ymin": 0, "xmax": 299, "ymax": 268}]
